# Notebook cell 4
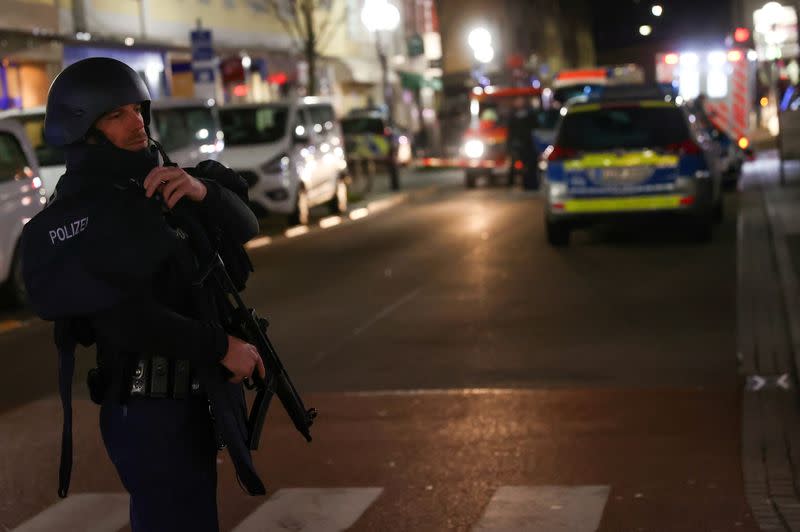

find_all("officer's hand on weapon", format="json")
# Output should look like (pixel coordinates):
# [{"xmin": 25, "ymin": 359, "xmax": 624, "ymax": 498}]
[
  {"xmin": 221, "ymin": 335, "xmax": 267, "ymax": 384},
  {"xmin": 143, "ymin": 167, "xmax": 208, "ymax": 209}
]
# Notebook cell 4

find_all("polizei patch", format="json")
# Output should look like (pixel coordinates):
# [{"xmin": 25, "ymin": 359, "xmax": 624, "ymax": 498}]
[{"xmin": 49, "ymin": 217, "xmax": 88, "ymax": 244}]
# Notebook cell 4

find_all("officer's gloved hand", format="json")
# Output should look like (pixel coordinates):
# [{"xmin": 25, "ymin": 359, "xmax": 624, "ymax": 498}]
[
  {"xmin": 142, "ymin": 166, "xmax": 208, "ymax": 209},
  {"xmin": 221, "ymin": 335, "xmax": 266, "ymax": 384}
]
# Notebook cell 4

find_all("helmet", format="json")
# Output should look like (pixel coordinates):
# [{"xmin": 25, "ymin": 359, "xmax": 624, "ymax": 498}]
[{"xmin": 44, "ymin": 57, "xmax": 151, "ymax": 147}]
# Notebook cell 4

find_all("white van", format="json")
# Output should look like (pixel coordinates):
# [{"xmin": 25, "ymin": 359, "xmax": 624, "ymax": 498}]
[
  {"xmin": 0, "ymin": 119, "xmax": 47, "ymax": 305},
  {"xmin": 218, "ymin": 98, "xmax": 348, "ymax": 225},
  {"xmin": 0, "ymin": 98, "xmax": 223, "ymax": 197}
]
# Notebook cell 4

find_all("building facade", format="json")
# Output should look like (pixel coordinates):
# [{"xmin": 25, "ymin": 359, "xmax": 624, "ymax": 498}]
[{"xmin": 0, "ymin": 0, "xmax": 442, "ymax": 126}]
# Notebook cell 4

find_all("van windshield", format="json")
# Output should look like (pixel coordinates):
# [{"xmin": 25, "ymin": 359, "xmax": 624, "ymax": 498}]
[
  {"xmin": 219, "ymin": 106, "xmax": 289, "ymax": 145},
  {"xmin": 19, "ymin": 115, "xmax": 65, "ymax": 167},
  {"xmin": 152, "ymin": 106, "xmax": 217, "ymax": 153}
]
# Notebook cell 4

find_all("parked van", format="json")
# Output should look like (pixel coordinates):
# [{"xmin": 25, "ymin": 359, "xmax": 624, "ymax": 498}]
[
  {"xmin": 218, "ymin": 98, "xmax": 348, "ymax": 225},
  {"xmin": 0, "ymin": 98, "xmax": 224, "ymax": 197},
  {"xmin": 0, "ymin": 119, "xmax": 47, "ymax": 305}
]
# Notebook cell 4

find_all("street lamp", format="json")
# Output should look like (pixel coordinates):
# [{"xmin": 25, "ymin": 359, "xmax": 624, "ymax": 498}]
[
  {"xmin": 468, "ymin": 27, "xmax": 494, "ymax": 65},
  {"xmin": 639, "ymin": 25, "xmax": 652, "ymax": 36},
  {"xmin": 362, "ymin": 0, "xmax": 400, "ymax": 127},
  {"xmin": 651, "ymin": 5, "xmax": 663, "ymax": 17}
]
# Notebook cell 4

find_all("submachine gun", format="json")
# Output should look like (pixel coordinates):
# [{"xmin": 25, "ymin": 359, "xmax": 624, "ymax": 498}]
[{"xmin": 144, "ymin": 146, "xmax": 317, "ymax": 450}]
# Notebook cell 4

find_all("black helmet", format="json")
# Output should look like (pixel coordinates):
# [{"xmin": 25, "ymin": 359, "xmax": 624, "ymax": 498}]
[{"xmin": 44, "ymin": 57, "xmax": 151, "ymax": 147}]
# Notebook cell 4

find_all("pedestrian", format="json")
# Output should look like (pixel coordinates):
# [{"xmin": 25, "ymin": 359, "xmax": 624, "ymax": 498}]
[
  {"xmin": 21, "ymin": 57, "xmax": 267, "ymax": 532},
  {"xmin": 506, "ymin": 95, "xmax": 538, "ymax": 189}
]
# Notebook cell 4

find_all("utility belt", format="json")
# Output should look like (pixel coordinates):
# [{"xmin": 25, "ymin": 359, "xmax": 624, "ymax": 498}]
[{"xmin": 130, "ymin": 356, "xmax": 204, "ymax": 399}]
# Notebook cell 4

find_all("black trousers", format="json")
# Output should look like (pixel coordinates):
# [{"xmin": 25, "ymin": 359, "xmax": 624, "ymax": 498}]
[{"xmin": 100, "ymin": 396, "xmax": 220, "ymax": 532}]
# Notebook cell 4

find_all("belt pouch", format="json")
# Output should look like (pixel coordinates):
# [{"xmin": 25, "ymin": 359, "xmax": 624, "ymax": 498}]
[{"xmin": 150, "ymin": 356, "xmax": 169, "ymax": 398}]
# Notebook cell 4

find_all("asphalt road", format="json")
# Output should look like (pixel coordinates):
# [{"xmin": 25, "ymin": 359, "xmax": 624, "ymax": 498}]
[{"xmin": 0, "ymin": 168, "xmax": 755, "ymax": 531}]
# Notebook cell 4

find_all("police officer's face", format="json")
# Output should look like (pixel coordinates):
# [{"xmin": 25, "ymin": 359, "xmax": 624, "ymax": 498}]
[{"xmin": 94, "ymin": 103, "xmax": 148, "ymax": 151}]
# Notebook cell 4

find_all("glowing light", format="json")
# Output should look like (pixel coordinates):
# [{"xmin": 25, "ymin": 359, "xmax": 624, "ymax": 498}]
[
  {"xmin": 463, "ymin": 139, "xmax": 485, "ymax": 158},
  {"xmin": 761, "ymin": 96, "xmax": 769, "ymax": 107},
  {"xmin": 241, "ymin": 55, "xmax": 251, "ymax": 69},
  {"xmin": 474, "ymin": 46, "xmax": 494, "ymax": 64},
  {"xmin": 734, "ymin": 27, "xmax": 750, "ymax": 42},
  {"xmin": 196, "ymin": 128, "xmax": 209, "ymax": 140},
  {"xmin": 708, "ymin": 51, "xmax": 727, "ymax": 65},
  {"xmin": 680, "ymin": 52, "xmax": 699, "ymax": 65},
  {"xmin": 295, "ymin": 125, "xmax": 306, "ymax": 137},
  {"xmin": 664, "ymin": 53, "xmax": 679, "ymax": 65},
  {"xmin": 468, "ymin": 28, "xmax": 492, "ymax": 51},
  {"xmin": 560, "ymin": 107, "xmax": 568, "ymax": 116},
  {"xmin": 727, "ymin": 50, "xmax": 743, "ymax": 62},
  {"xmin": 748, "ymin": 50, "xmax": 759, "ymax": 61},
  {"xmin": 32, "ymin": 176, "xmax": 42, "ymax": 189},
  {"xmin": 639, "ymin": 25, "xmax": 652, "ymax": 36},
  {"xmin": 21, "ymin": 197, "xmax": 31, "ymax": 206},
  {"xmin": 738, "ymin": 137, "xmax": 750, "ymax": 149},
  {"xmin": 233, "ymin": 84, "xmax": 248, "ymax": 97},
  {"xmin": 651, "ymin": 5, "xmax": 663, "ymax": 16},
  {"xmin": 124, "ymin": 37, "xmax": 135, "ymax": 46},
  {"xmin": 361, "ymin": 0, "xmax": 400, "ymax": 33}
]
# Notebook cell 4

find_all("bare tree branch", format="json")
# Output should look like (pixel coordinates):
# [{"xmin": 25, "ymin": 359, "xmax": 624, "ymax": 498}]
[
  {"xmin": 268, "ymin": 0, "xmax": 304, "ymax": 49},
  {"xmin": 316, "ymin": 1, "xmax": 348, "ymax": 54}
]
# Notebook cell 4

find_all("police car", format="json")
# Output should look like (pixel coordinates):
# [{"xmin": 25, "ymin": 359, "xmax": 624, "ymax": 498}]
[
  {"xmin": 0, "ymin": 119, "xmax": 46, "ymax": 305},
  {"xmin": 541, "ymin": 87, "xmax": 723, "ymax": 246}
]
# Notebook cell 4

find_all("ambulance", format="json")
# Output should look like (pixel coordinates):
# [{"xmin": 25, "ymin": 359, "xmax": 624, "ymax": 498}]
[{"xmin": 655, "ymin": 48, "xmax": 756, "ymax": 178}]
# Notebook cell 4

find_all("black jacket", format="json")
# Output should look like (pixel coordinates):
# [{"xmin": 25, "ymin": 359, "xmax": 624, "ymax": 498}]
[{"xmin": 21, "ymin": 143, "xmax": 264, "ymax": 497}]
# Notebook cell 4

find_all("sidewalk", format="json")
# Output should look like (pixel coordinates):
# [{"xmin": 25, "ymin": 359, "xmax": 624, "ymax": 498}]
[{"xmin": 738, "ymin": 152, "xmax": 800, "ymax": 531}]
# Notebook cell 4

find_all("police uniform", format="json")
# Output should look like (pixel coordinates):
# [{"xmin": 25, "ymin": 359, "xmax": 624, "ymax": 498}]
[{"xmin": 21, "ymin": 58, "xmax": 266, "ymax": 532}]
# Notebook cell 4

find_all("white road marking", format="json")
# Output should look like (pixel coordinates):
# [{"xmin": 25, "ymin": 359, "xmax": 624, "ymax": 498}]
[
  {"xmin": 472, "ymin": 485, "xmax": 610, "ymax": 532},
  {"xmin": 349, "ymin": 208, "xmax": 369, "ymax": 220},
  {"xmin": 11, "ymin": 493, "xmax": 129, "ymax": 532},
  {"xmin": 319, "ymin": 215, "xmax": 343, "ymax": 229},
  {"xmin": 245, "ymin": 236, "xmax": 273, "ymax": 249},
  {"xmin": 285, "ymin": 225, "xmax": 311, "ymax": 238},
  {"xmin": 231, "ymin": 487, "xmax": 383, "ymax": 532}
]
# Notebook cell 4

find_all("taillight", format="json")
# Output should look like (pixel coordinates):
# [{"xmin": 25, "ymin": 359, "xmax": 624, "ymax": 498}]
[
  {"xmin": 665, "ymin": 140, "xmax": 702, "ymax": 155},
  {"xmin": 546, "ymin": 145, "xmax": 578, "ymax": 161}
]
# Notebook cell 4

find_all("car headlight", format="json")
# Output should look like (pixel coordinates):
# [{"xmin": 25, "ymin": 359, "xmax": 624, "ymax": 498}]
[
  {"xmin": 261, "ymin": 154, "xmax": 290, "ymax": 174},
  {"xmin": 463, "ymin": 139, "xmax": 485, "ymax": 159}
]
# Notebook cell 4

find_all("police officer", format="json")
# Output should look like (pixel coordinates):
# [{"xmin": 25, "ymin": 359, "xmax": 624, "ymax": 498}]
[
  {"xmin": 506, "ymin": 95, "xmax": 538, "ymax": 189},
  {"xmin": 23, "ymin": 57, "xmax": 266, "ymax": 531}
]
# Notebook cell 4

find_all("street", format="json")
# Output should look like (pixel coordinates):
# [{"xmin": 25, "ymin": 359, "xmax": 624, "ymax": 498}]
[{"xmin": 0, "ymin": 167, "xmax": 757, "ymax": 531}]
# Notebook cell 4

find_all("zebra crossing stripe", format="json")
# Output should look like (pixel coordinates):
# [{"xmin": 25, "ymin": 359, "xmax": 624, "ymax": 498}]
[
  {"xmin": 11, "ymin": 493, "xmax": 129, "ymax": 532},
  {"xmin": 472, "ymin": 485, "xmax": 611, "ymax": 532},
  {"xmin": 231, "ymin": 487, "xmax": 383, "ymax": 532}
]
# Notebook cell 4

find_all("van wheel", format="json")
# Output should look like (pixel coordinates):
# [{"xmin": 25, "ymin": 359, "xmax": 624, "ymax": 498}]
[
  {"xmin": 288, "ymin": 188, "xmax": 310, "ymax": 226},
  {"xmin": 2, "ymin": 244, "xmax": 27, "ymax": 308},
  {"xmin": 465, "ymin": 171, "xmax": 476, "ymax": 188},
  {"xmin": 546, "ymin": 220, "xmax": 570, "ymax": 247},
  {"xmin": 328, "ymin": 179, "xmax": 348, "ymax": 214}
]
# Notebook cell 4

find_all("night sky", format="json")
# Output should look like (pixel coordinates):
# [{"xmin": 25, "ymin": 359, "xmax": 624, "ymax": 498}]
[{"xmin": 591, "ymin": 0, "xmax": 734, "ymax": 53}]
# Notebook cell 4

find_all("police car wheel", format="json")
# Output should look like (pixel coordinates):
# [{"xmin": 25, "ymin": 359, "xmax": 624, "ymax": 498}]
[
  {"xmin": 288, "ymin": 188, "xmax": 310, "ymax": 226},
  {"xmin": 690, "ymin": 215, "xmax": 713, "ymax": 243},
  {"xmin": 546, "ymin": 220, "xmax": 570, "ymax": 247}
]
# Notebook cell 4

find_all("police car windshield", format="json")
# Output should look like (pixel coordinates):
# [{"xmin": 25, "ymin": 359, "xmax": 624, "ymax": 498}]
[
  {"xmin": 219, "ymin": 106, "xmax": 289, "ymax": 146},
  {"xmin": 19, "ymin": 115, "xmax": 66, "ymax": 167},
  {"xmin": 558, "ymin": 105, "xmax": 690, "ymax": 151},
  {"xmin": 341, "ymin": 117, "xmax": 384, "ymax": 135},
  {"xmin": 152, "ymin": 106, "xmax": 218, "ymax": 153}
]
